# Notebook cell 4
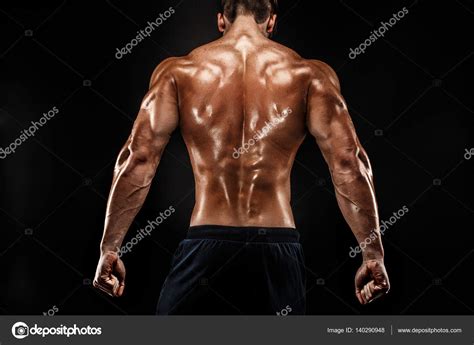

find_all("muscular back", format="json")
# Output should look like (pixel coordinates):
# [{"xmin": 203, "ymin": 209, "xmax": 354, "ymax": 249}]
[
  {"xmin": 97, "ymin": 15, "xmax": 388, "ymax": 303},
  {"xmin": 171, "ymin": 35, "xmax": 315, "ymax": 228},
  {"xmin": 130, "ymin": 23, "xmax": 345, "ymax": 231}
]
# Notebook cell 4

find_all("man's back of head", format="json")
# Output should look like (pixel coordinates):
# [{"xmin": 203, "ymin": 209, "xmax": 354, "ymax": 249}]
[
  {"xmin": 217, "ymin": 0, "xmax": 278, "ymax": 37},
  {"xmin": 220, "ymin": 0, "xmax": 278, "ymax": 24}
]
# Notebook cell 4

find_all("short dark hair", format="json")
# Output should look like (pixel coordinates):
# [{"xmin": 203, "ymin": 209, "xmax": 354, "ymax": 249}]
[{"xmin": 220, "ymin": 0, "xmax": 278, "ymax": 24}]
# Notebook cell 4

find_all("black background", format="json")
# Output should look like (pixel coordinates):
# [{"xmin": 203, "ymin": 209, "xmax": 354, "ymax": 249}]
[{"xmin": 0, "ymin": 0, "xmax": 473, "ymax": 315}]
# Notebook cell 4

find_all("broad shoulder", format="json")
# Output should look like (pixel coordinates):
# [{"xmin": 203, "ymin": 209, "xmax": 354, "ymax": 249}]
[
  {"xmin": 149, "ymin": 56, "xmax": 192, "ymax": 87},
  {"xmin": 305, "ymin": 59, "xmax": 340, "ymax": 89}
]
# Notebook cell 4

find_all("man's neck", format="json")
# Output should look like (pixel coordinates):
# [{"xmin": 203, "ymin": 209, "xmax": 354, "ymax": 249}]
[{"xmin": 224, "ymin": 15, "xmax": 267, "ymax": 39}]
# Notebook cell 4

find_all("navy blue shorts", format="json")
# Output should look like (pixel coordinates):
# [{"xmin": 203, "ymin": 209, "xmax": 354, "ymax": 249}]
[{"xmin": 156, "ymin": 225, "xmax": 306, "ymax": 315}]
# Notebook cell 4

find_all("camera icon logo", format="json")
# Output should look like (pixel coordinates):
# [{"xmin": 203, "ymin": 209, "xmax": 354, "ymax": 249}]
[{"xmin": 12, "ymin": 322, "xmax": 29, "ymax": 339}]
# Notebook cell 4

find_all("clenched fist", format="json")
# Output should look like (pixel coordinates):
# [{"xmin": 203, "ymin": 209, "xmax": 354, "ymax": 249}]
[
  {"xmin": 93, "ymin": 251, "xmax": 126, "ymax": 297},
  {"xmin": 355, "ymin": 259, "xmax": 390, "ymax": 305}
]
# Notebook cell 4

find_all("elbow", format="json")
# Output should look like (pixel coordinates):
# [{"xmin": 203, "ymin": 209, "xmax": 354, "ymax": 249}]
[
  {"xmin": 116, "ymin": 147, "xmax": 157, "ymax": 185},
  {"xmin": 128, "ymin": 149, "xmax": 152, "ymax": 166},
  {"xmin": 127, "ymin": 147, "xmax": 156, "ymax": 172},
  {"xmin": 331, "ymin": 147, "xmax": 371, "ymax": 186},
  {"xmin": 115, "ymin": 146, "xmax": 149, "ymax": 170},
  {"xmin": 330, "ymin": 146, "xmax": 377, "ymax": 217}
]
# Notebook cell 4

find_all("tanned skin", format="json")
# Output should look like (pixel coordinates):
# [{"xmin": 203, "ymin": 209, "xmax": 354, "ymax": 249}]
[{"xmin": 94, "ymin": 12, "xmax": 390, "ymax": 306}]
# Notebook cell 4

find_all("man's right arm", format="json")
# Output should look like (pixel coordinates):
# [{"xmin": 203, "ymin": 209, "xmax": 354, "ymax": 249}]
[
  {"xmin": 93, "ymin": 58, "xmax": 179, "ymax": 297},
  {"xmin": 306, "ymin": 60, "xmax": 390, "ymax": 304}
]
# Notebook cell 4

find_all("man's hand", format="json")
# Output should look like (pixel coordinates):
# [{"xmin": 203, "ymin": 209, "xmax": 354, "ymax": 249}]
[
  {"xmin": 355, "ymin": 259, "xmax": 390, "ymax": 305},
  {"xmin": 93, "ymin": 251, "xmax": 126, "ymax": 297}
]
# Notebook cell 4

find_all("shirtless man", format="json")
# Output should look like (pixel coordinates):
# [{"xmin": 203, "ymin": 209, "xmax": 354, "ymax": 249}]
[{"xmin": 94, "ymin": 0, "xmax": 390, "ymax": 314}]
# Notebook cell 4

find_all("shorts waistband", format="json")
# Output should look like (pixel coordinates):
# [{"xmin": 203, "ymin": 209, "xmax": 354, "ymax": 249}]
[{"xmin": 187, "ymin": 225, "xmax": 299, "ymax": 243}]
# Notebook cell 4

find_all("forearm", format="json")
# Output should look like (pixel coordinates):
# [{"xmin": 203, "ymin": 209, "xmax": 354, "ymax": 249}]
[
  {"xmin": 331, "ymin": 151, "xmax": 384, "ymax": 260},
  {"xmin": 100, "ymin": 145, "xmax": 159, "ymax": 254}
]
